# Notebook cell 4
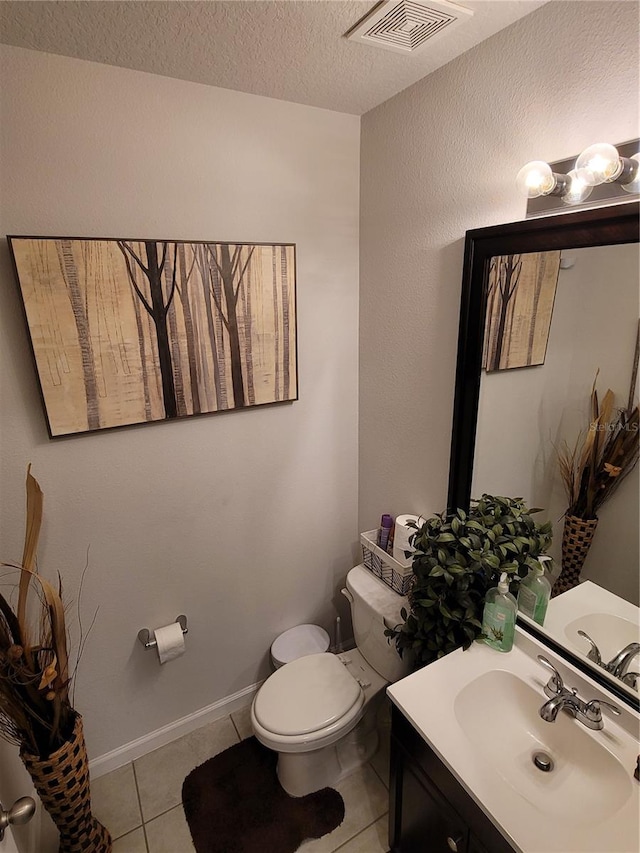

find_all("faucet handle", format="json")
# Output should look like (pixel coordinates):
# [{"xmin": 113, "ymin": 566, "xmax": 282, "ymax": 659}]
[
  {"xmin": 581, "ymin": 698, "xmax": 622, "ymax": 729},
  {"xmin": 577, "ymin": 630, "xmax": 603, "ymax": 666},
  {"xmin": 584, "ymin": 698, "xmax": 621, "ymax": 716},
  {"xmin": 537, "ymin": 655, "xmax": 565, "ymax": 695}
]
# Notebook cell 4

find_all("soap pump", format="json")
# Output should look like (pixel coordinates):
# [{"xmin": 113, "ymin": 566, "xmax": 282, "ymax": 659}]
[
  {"xmin": 481, "ymin": 572, "xmax": 517, "ymax": 653},
  {"xmin": 517, "ymin": 555, "xmax": 552, "ymax": 626}
]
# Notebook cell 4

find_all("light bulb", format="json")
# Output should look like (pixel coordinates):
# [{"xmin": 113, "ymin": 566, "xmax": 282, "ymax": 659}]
[
  {"xmin": 516, "ymin": 161, "xmax": 556, "ymax": 198},
  {"xmin": 561, "ymin": 169, "xmax": 594, "ymax": 206},
  {"xmin": 575, "ymin": 143, "xmax": 623, "ymax": 185},
  {"xmin": 621, "ymin": 153, "xmax": 640, "ymax": 194}
]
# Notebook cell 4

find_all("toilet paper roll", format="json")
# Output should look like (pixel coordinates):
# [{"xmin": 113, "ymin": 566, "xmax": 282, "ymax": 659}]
[
  {"xmin": 393, "ymin": 514, "xmax": 426, "ymax": 567},
  {"xmin": 154, "ymin": 622, "xmax": 186, "ymax": 664}
]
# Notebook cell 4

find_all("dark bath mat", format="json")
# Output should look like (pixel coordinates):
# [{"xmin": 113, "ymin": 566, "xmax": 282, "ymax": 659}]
[{"xmin": 182, "ymin": 736, "xmax": 345, "ymax": 853}]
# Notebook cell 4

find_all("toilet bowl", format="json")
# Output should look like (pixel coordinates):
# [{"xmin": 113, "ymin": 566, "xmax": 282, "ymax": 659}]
[{"xmin": 251, "ymin": 564, "xmax": 409, "ymax": 796}]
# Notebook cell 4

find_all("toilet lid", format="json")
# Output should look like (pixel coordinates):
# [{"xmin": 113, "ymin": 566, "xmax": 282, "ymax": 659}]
[
  {"xmin": 253, "ymin": 653, "xmax": 363, "ymax": 736},
  {"xmin": 271, "ymin": 624, "xmax": 330, "ymax": 665}
]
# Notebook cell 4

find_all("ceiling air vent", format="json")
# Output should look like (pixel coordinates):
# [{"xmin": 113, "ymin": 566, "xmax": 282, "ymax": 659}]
[{"xmin": 347, "ymin": 0, "xmax": 473, "ymax": 54}]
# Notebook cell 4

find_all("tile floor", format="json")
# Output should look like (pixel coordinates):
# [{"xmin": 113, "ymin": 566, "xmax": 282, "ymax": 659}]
[{"xmin": 91, "ymin": 700, "xmax": 393, "ymax": 853}]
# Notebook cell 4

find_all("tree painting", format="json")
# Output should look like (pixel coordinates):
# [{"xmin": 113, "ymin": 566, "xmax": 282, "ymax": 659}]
[
  {"xmin": 483, "ymin": 250, "xmax": 560, "ymax": 372},
  {"xmin": 9, "ymin": 237, "xmax": 297, "ymax": 436}
]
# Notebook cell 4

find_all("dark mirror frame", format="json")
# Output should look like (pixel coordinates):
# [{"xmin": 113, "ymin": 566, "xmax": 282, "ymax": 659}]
[{"xmin": 447, "ymin": 201, "xmax": 640, "ymax": 709}]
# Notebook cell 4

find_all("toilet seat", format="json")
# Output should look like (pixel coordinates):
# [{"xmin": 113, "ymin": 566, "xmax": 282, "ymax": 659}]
[
  {"xmin": 251, "ymin": 652, "xmax": 373, "ymax": 754},
  {"xmin": 253, "ymin": 653, "xmax": 363, "ymax": 736}
]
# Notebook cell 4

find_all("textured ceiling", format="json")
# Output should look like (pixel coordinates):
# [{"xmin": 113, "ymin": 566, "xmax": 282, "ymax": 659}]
[{"xmin": 0, "ymin": 1, "xmax": 547, "ymax": 115}]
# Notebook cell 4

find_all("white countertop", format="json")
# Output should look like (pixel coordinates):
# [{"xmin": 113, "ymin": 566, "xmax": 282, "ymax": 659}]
[{"xmin": 387, "ymin": 629, "xmax": 640, "ymax": 853}]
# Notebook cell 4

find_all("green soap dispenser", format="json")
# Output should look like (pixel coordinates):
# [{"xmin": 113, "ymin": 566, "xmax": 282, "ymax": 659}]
[
  {"xmin": 482, "ymin": 572, "xmax": 517, "ymax": 652},
  {"xmin": 517, "ymin": 556, "xmax": 552, "ymax": 626}
]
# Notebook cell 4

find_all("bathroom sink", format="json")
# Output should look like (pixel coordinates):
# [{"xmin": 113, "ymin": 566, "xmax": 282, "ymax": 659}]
[
  {"xmin": 537, "ymin": 581, "xmax": 640, "ymax": 663},
  {"xmin": 388, "ymin": 629, "xmax": 640, "ymax": 853},
  {"xmin": 453, "ymin": 669, "xmax": 631, "ymax": 823},
  {"xmin": 565, "ymin": 611, "xmax": 640, "ymax": 661}
]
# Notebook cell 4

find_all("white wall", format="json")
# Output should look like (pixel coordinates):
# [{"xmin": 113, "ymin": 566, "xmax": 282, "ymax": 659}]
[
  {"xmin": 359, "ymin": 1, "xmax": 639, "ymax": 537},
  {"xmin": 560, "ymin": 245, "xmax": 640, "ymax": 603},
  {"xmin": 474, "ymin": 244, "xmax": 639, "ymax": 503},
  {"xmin": 473, "ymin": 243, "xmax": 640, "ymax": 603},
  {"xmin": 0, "ymin": 45, "xmax": 360, "ymax": 760}
]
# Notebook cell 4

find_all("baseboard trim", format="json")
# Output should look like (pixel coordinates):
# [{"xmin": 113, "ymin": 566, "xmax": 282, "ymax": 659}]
[{"xmin": 89, "ymin": 680, "xmax": 263, "ymax": 779}]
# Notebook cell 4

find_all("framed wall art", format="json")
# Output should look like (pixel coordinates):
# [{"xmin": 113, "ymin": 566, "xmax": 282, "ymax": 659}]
[
  {"xmin": 482, "ymin": 250, "xmax": 560, "ymax": 372},
  {"xmin": 8, "ymin": 237, "xmax": 298, "ymax": 436}
]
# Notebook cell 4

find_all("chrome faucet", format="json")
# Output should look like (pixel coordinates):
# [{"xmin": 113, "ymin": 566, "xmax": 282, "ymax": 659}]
[
  {"xmin": 607, "ymin": 643, "xmax": 640, "ymax": 679},
  {"xmin": 539, "ymin": 689, "xmax": 581, "ymax": 722},
  {"xmin": 577, "ymin": 631, "xmax": 640, "ymax": 690},
  {"xmin": 538, "ymin": 656, "xmax": 580, "ymax": 721},
  {"xmin": 537, "ymin": 655, "xmax": 622, "ymax": 730}
]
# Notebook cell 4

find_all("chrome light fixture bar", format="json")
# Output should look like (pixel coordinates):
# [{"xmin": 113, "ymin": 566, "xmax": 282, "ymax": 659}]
[{"xmin": 517, "ymin": 139, "xmax": 639, "ymax": 217}]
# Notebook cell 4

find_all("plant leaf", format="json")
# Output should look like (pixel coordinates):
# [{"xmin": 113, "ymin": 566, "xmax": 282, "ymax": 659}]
[{"xmin": 17, "ymin": 465, "xmax": 43, "ymax": 638}]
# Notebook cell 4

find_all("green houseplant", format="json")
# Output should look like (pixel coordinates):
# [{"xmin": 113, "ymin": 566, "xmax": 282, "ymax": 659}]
[{"xmin": 386, "ymin": 495, "xmax": 552, "ymax": 668}]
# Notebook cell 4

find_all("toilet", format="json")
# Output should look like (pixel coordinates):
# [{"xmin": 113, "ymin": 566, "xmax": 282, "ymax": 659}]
[{"xmin": 251, "ymin": 564, "xmax": 409, "ymax": 796}]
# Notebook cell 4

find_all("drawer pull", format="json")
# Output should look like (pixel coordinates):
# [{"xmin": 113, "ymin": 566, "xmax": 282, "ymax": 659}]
[{"xmin": 447, "ymin": 835, "xmax": 463, "ymax": 852}]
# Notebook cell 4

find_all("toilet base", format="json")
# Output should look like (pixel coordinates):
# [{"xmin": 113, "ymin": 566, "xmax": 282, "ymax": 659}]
[{"xmin": 276, "ymin": 696, "xmax": 382, "ymax": 797}]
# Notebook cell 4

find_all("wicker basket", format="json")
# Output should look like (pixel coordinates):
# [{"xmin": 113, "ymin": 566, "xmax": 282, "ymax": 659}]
[
  {"xmin": 552, "ymin": 514, "xmax": 599, "ymax": 597},
  {"xmin": 360, "ymin": 530, "xmax": 413, "ymax": 596},
  {"xmin": 20, "ymin": 713, "xmax": 112, "ymax": 853}
]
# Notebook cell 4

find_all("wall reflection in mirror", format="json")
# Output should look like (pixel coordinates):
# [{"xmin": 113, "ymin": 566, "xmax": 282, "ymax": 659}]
[{"xmin": 472, "ymin": 241, "xmax": 639, "ymax": 697}]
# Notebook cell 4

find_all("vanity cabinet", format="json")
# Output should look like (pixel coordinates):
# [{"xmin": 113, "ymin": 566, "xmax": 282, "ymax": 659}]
[{"xmin": 389, "ymin": 705, "xmax": 514, "ymax": 853}]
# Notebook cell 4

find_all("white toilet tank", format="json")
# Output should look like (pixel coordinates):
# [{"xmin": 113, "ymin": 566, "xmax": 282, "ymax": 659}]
[{"xmin": 344, "ymin": 564, "xmax": 410, "ymax": 683}]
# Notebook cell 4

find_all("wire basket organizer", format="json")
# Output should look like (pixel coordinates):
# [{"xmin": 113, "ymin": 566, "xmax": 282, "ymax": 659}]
[{"xmin": 360, "ymin": 530, "xmax": 414, "ymax": 596}]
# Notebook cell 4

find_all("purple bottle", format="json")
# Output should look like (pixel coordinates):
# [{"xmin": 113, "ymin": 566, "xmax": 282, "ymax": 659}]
[{"xmin": 379, "ymin": 514, "xmax": 394, "ymax": 553}]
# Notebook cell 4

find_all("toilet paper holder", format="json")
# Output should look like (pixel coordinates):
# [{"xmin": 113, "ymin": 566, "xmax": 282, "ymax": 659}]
[{"xmin": 138, "ymin": 615, "xmax": 188, "ymax": 649}]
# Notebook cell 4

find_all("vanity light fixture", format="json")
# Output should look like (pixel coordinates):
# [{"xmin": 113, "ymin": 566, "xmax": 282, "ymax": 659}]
[
  {"xmin": 557, "ymin": 169, "xmax": 593, "ymax": 206},
  {"xmin": 515, "ymin": 161, "xmax": 568, "ymax": 199},
  {"xmin": 619, "ymin": 154, "xmax": 640, "ymax": 194},
  {"xmin": 575, "ymin": 143, "xmax": 637, "ymax": 187},
  {"xmin": 517, "ymin": 141, "xmax": 639, "ymax": 209}
]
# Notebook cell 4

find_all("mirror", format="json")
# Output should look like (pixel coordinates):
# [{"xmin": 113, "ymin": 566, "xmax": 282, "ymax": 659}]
[{"xmin": 448, "ymin": 201, "xmax": 640, "ymax": 708}]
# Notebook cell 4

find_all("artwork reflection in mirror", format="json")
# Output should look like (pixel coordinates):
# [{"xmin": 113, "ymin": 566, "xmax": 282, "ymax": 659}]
[
  {"xmin": 483, "ymin": 251, "xmax": 560, "ymax": 372},
  {"xmin": 473, "ymin": 242, "xmax": 639, "ymax": 691}
]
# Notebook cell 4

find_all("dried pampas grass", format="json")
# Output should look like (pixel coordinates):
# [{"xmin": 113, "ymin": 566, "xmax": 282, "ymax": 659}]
[
  {"xmin": 0, "ymin": 466, "xmax": 74, "ymax": 757},
  {"xmin": 556, "ymin": 373, "xmax": 639, "ymax": 520}
]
